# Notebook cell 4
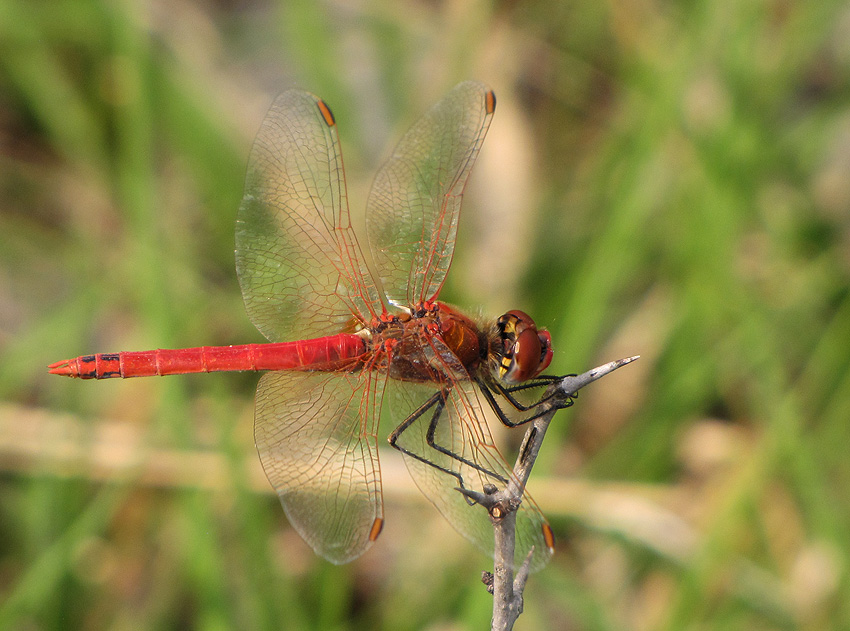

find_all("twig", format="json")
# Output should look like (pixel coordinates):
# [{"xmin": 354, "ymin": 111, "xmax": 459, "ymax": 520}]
[{"xmin": 487, "ymin": 356, "xmax": 640, "ymax": 631}]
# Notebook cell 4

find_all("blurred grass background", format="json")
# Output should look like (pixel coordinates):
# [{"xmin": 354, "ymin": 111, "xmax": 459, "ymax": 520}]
[{"xmin": 2, "ymin": 0, "xmax": 850, "ymax": 629}]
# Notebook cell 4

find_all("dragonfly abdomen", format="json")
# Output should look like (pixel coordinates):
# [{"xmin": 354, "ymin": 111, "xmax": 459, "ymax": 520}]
[{"xmin": 48, "ymin": 334, "xmax": 368, "ymax": 379}]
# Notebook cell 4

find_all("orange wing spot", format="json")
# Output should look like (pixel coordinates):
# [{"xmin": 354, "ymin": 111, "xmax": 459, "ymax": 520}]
[
  {"xmin": 542, "ymin": 523, "xmax": 556, "ymax": 551},
  {"xmin": 485, "ymin": 90, "xmax": 496, "ymax": 115},
  {"xmin": 368, "ymin": 517, "xmax": 384, "ymax": 541},
  {"xmin": 316, "ymin": 99, "xmax": 336, "ymax": 127}
]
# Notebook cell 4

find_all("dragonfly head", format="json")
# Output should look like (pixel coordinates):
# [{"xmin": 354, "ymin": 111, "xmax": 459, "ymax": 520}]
[{"xmin": 491, "ymin": 310, "xmax": 553, "ymax": 384}]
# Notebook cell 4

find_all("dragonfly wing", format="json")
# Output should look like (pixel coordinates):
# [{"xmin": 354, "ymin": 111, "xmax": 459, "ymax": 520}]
[
  {"xmin": 254, "ymin": 369, "xmax": 385, "ymax": 564},
  {"xmin": 385, "ymin": 348, "xmax": 553, "ymax": 571},
  {"xmin": 365, "ymin": 81, "xmax": 495, "ymax": 307},
  {"xmin": 237, "ymin": 90, "xmax": 382, "ymax": 342}
]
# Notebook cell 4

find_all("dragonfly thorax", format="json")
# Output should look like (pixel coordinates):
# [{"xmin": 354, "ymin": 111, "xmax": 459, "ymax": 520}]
[
  {"xmin": 375, "ymin": 302, "xmax": 484, "ymax": 383},
  {"xmin": 489, "ymin": 310, "xmax": 553, "ymax": 384}
]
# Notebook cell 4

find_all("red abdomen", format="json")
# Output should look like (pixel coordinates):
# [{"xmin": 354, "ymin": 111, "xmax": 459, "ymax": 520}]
[{"xmin": 48, "ymin": 334, "xmax": 367, "ymax": 379}]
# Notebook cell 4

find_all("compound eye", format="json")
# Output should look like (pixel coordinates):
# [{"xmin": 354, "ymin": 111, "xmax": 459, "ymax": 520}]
[
  {"xmin": 508, "ymin": 328, "xmax": 543, "ymax": 382},
  {"xmin": 498, "ymin": 310, "xmax": 535, "ymax": 331},
  {"xmin": 496, "ymin": 310, "xmax": 550, "ymax": 383},
  {"xmin": 537, "ymin": 330, "xmax": 553, "ymax": 374}
]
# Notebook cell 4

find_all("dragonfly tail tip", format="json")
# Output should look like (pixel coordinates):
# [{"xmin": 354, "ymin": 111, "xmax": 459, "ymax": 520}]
[{"xmin": 47, "ymin": 360, "xmax": 77, "ymax": 377}]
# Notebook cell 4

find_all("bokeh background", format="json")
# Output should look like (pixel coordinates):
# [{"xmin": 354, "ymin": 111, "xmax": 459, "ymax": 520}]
[{"xmin": 2, "ymin": 0, "xmax": 850, "ymax": 629}]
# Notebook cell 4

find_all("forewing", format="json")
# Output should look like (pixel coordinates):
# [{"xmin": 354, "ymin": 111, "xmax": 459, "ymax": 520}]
[
  {"xmin": 254, "ymin": 369, "xmax": 385, "ymax": 565},
  {"xmin": 237, "ymin": 90, "xmax": 382, "ymax": 342},
  {"xmin": 384, "ymin": 344, "xmax": 553, "ymax": 571},
  {"xmin": 366, "ymin": 81, "xmax": 495, "ymax": 307}
]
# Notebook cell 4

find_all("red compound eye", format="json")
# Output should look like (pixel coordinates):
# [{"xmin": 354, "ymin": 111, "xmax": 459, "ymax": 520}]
[{"xmin": 496, "ymin": 310, "xmax": 553, "ymax": 383}]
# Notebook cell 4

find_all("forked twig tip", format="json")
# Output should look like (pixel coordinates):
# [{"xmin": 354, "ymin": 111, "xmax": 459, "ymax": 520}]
[{"xmin": 555, "ymin": 355, "xmax": 639, "ymax": 399}]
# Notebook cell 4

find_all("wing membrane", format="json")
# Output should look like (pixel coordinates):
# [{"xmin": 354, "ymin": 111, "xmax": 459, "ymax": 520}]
[
  {"xmin": 237, "ymin": 90, "xmax": 382, "ymax": 342},
  {"xmin": 254, "ymin": 370, "xmax": 384, "ymax": 564},
  {"xmin": 366, "ymin": 81, "xmax": 495, "ymax": 307}
]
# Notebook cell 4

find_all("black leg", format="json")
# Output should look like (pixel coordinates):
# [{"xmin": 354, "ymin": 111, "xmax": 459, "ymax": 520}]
[
  {"xmin": 423, "ymin": 395, "xmax": 508, "ymax": 485},
  {"xmin": 388, "ymin": 388, "xmax": 507, "ymax": 498},
  {"xmin": 388, "ymin": 391, "xmax": 463, "ymax": 486},
  {"xmin": 496, "ymin": 374, "xmax": 574, "ymax": 411},
  {"xmin": 477, "ymin": 377, "xmax": 575, "ymax": 428}
]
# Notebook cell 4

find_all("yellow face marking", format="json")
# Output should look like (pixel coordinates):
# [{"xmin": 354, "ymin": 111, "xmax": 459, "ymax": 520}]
[{"xmin": 498, "ymin": 357, "xmax": 512, "ymax": 378}]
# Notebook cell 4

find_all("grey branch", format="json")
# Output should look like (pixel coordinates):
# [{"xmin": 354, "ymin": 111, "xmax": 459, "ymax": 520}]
[{"xmin": 487, "ymin": 355, "xmax": 640, "ymax": 631}]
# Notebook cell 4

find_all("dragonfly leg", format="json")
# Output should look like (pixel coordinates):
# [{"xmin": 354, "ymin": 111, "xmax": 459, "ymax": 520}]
[
  {"xmin": 389, "ymin": 391, "xmax": 466, "ymax": 489},
  {"xmin": 422, "ymin": 394, "xmax": 509, "ymax": 486},
  {"xmin": 388, "ymin": 388, "xmax": 508, "ymax": 502},
  {"xmin": 496, "ymin": 375, "xmax": 570, "ymax": 411},
  {"xmin": 477, "ymin": 377, "xmax": 574, "ymax": 428}
]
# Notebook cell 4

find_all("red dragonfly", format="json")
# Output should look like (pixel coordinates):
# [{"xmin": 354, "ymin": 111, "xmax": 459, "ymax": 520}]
[{"xmin": 50, "ymin": 81, "xmax": 562, "ymax": 570}]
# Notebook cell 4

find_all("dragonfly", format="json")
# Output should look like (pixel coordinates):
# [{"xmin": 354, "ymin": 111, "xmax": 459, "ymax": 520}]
[{"xmin": 49, "ymin": 81, "xmax": 566, "ymax": 570}]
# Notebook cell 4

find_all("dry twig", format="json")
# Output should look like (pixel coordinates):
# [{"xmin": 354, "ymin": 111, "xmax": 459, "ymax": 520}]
[{"xmin": 475, "ymin": 356, "xmax": 640, "ymax": 631}]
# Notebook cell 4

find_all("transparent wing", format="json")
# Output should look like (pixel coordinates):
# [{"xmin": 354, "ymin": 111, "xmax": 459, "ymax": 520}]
[
  {"xmin": 366, "ymin": 81, "xmax": 495, "ymax": 307},
  {"xmin": 385, "ymin": 340, "xmax": 554, "ymax": 572},
  {"xmin": 254, "ymin": 369, "xmax": 385, "ymax": 565},
  {"xmin": 237, "ymin": 90, "xmax": 382, "ymax": 342}
]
